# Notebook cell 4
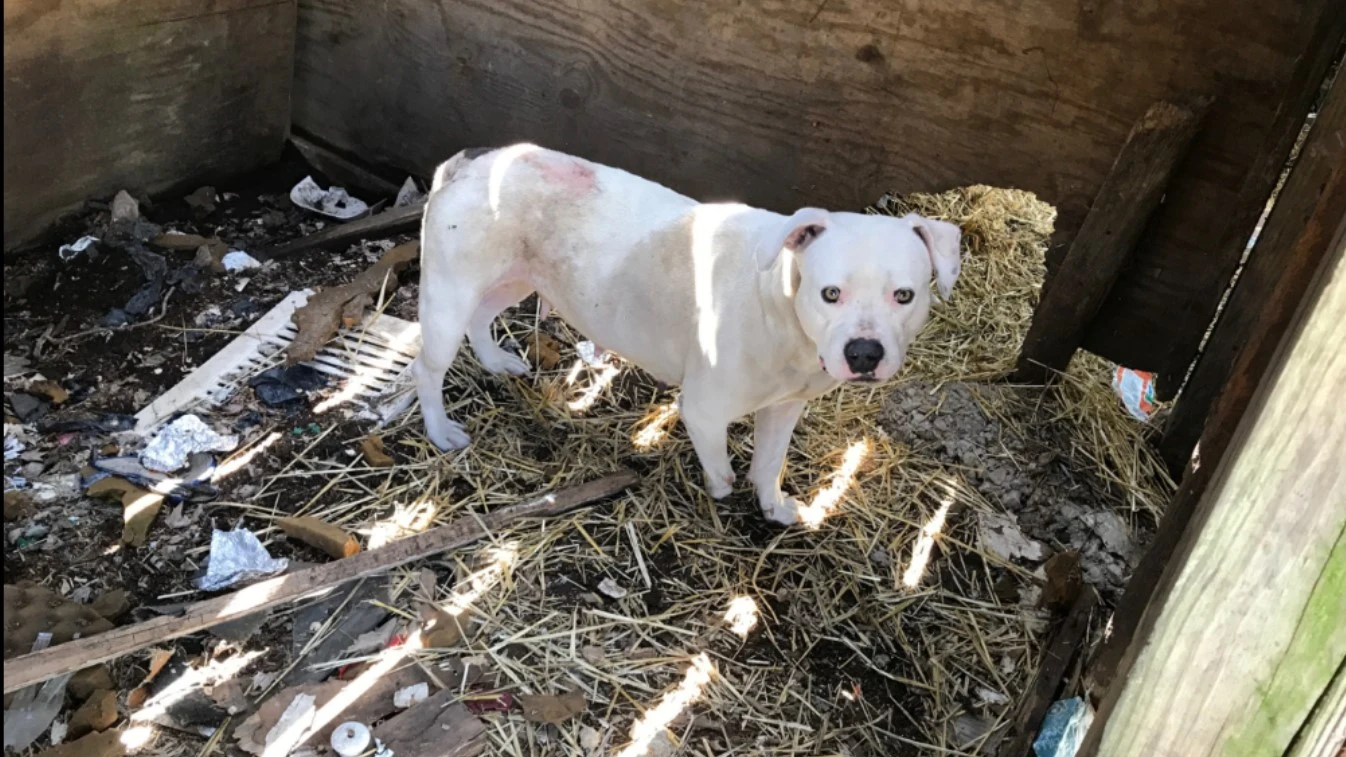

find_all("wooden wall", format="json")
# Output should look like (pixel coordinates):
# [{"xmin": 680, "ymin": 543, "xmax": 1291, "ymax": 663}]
[
  {"xmin": 291, "ymin": 0, "xmax": 1342, "ymax": 381},
  {"xmin": 3, "ymin": 0, "xmax": 297, "ymax": 251}
]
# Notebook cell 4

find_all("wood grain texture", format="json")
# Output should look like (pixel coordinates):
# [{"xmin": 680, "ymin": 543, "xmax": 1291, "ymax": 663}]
[
  {"xmin": 1160, "ymin": 70, "xmax": 1346, "ymax": 474},
  {"xmin": 1082, "ymin": 218, "xmax": 1346, "ymax": 755},
  {"xmin": 0, "ymin": 471, "xmax": 638, "ymax": 693},
  {"xmin": 1016, "ymin": 99, "xmax": 1208, "ymax": 382},
  {"xmin": 2, "ymin": 0, "xmax": 297, "ymax": 251},
  {"xmin": 999, "ymin": 588, "xmax": 1097, "ymax": 757},
  {"xmin": 292, "ymin": 0, "xmax": 1340, "ymax": 375},
  {"xmin": 258, "ymin": 201, "xmax": 424, "ymax": 260}
]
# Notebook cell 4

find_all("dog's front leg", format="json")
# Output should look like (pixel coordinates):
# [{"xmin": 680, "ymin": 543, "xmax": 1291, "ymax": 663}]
[
  {"xmin": 748, "ymin": 400, "xmax": 806, "ymax": 525},
  {"xmin": 678, "ymin": 392, "xmax": 736, "ymax": 500}
]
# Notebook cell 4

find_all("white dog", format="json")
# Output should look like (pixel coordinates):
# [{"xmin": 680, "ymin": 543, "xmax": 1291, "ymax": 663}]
[{"xmin": 414, "ymin": 145, "xmax": 961, "ymax": 525}]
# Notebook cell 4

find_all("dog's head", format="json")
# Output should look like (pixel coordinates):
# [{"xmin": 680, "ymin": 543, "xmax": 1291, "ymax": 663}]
[{"xmin": 759, "ymin": 209, "xmax": 962, "ymax": 383}]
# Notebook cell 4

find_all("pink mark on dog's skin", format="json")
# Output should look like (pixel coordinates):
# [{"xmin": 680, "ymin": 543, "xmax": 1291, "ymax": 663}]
[{"xmin": 526, "ymin": 154, "xmax": 597, "ymax": 194}]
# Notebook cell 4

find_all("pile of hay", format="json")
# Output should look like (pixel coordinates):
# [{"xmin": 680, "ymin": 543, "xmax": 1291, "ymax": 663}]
[{"xmin": 248, "ymin": 186, "xmax": 1173, "ymax": 755}]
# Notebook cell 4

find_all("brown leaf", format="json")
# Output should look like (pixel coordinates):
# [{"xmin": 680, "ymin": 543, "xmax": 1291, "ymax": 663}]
[
  {"xmin": 517, "ymin": 690, "xmax": 587, "ymax": 726},
  {"xmin": 533, "ymin": 332, "xmax": 565, "ymax": 371},
  {"xmin": 373, "ymin": 691, "xmax": 485, "ymax": 757},
  {"xmin": 361, "ymin": 435, "xmax": 394, "ymax": 467},
  {"xmin": 27, "ymin": 380, "xmax": 69, "ymax": 405},
  {"xmin": 420, "ymin": 605, "xmax": 467, "ymax": 649},
  {"xmin": 90, "ymin": 478, "xmax": 165, "ymax": 548},
  {"xmin": 67, "ymin": 689, "xmax": 118, "ymax": 738},
  {"xmin": 286, "ymin": 242, "xmax": 418, "ymax": 364},
  {"xmin": 128, "ymin": 649, "xmax": 175, "ymax": 709},
  {"xmin": 150, "ymin": 232, "xmax": 214, "ymax": 251},
  {"xmin": 277, "ymin": 516, "xmax": 361, "ymax": 559},
  {"xmin": 1040, "ymin": 551, "xmax": 1083, "ymax": 611},
  {"xmin": 4, "ymin": 490, "xmax": 34, "ymax": 521}
]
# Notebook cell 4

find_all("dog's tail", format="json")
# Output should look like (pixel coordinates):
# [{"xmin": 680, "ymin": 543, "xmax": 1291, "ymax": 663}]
[{"xmin": 431, "ymin": 147, "xmax": 495, "ymax": 191}]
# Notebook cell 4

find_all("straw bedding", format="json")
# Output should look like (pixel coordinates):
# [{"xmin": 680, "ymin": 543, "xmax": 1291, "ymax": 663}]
[{"xmin": 244, "ymin": 185, "xmax": 1174, "ymax": 755}]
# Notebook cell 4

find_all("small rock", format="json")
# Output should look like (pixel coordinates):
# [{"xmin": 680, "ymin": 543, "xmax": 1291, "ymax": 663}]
[
  {"xmin": 68, "ymin": 667, "xmax": 115, "ymax": 701},
  {"xmin": 597, "ymin": 577, "xmax": 628, "ymax": 599},
  {"xmin": 110, "ymin": 191, "xmax": 139, "ymax": 223},
  {"xmin": 67, "ymin": 689, "xmax": 119, "ymax": 738}
]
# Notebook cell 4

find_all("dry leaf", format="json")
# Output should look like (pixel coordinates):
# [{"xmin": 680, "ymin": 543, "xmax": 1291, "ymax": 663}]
[
  {"xmin": 128, "ymin": 648, "xmax": 175, "ymax": 709},
  {"xmin": 162, "ymin": 503, "xmax": 192, "ymax": 529},
  {"xmin": 26, "ymin": 380, "xmax": 69, "ymax": 405},
  {"xmin": 533, "ymin": 333, "xmax": 564, "ymax": 371},
  {"xmin": 420, "ymin": 605, "xmax": 467, "ymax": 648},
  {"xmin": 360, "ymin": 435, "xmax": 394, "ymax": 467},
  {"xmin": 89, "ymin": 478, "xmax": 165, "ymax": 548},
  {"xmin": 517, "ymin": 690, "xmax": 586, "ymax": 726},
  {"xmin": 286, "ymin": 242, "xmax": 418, "ymax": 363}
]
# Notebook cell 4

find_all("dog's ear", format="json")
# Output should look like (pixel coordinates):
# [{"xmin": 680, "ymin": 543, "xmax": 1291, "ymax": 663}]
[
  {"xmin": 906, "ymin": 214, "xmax": 962, "ymax": 299},
  {"xmin": 758, "ymin": 208, "xmax": 830, "ymax": 270}
]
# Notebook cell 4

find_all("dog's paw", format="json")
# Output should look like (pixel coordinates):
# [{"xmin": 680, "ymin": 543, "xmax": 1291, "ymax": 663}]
[
  {"xmin": 705, "ymin": 471, "xmax": 735, "ymax": 500},
  {"xmin": 479, "ymin": 350, "xmax": 531, "ymax": 377},
  {"xmin": 760, "ymin": 496, "xmax": 802, "ymax": 527},
  {"xmin": 426, "ymin": 418, "xmax": 472, "ymax": 451}
]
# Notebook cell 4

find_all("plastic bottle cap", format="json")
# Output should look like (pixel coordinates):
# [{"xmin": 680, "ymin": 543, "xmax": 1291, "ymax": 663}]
[{"xmin": 330, "ymin": 721, "xmax": 372, "ymax": 757}]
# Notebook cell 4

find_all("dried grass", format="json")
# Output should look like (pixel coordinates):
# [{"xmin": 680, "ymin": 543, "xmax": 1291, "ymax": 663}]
[{"xmin": 240, "ymin": 185, "xmax": 1173, "ymax": 755}]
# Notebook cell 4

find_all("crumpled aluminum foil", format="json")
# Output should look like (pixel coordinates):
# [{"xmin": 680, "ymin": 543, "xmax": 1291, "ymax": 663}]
[
  {"xmin": 140, "ymin": 414, "xmax": 238, "ymax": 473},
  {"xmin": 196, "ymin": 528, "xmax": 289, "ymax": 591}
]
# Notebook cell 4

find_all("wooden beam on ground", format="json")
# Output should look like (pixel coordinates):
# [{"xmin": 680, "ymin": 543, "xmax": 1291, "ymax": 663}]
[
  {"xmin": 1, "ymin": 471, "xmax": 638, "ymax": 694},
  {"xmin": 258, "ymin": 201, "xmax": 425, "ymax": 260},
  {"xmin": 1160, "ymin": 70, "xmax": 1346, "ymax": 475},
  {"xmin": 1016, "ymin": 98, "xmax": 1209, "ymax": 383},
  {"xmin": 290, "ymin": 132, "xmax": 405, "ymax": 199},
  {"xmin": 999, "ymin": 588, "xmax": 1098, "ymax": 757},
  {"xmin": 1078, "ymin": 209, "xmax": 1346, "ymax": 755},
  {"xmin": 1087, "ymin": 71, "xmax": 1346, "ymax": 698}
]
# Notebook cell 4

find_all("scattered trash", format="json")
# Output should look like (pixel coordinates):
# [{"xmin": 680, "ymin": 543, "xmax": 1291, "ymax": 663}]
[
  {"xmin": 194, "ymin": 243, "xmax": 229, "ymax": 273},
  {"xmin": 91, "ymin": 452, "xmax": 218, "ymax": 501},
  {"xmin": 222, "ymin": 250, "xmax": 263, "ymax": 272},
  {"xmin": 1039, "ymin": 551, "xmax": 1084, "ymax": 611},
  {"xmin": 286, "ymin": 242, "xmax": 418, "ymax": 363},
  {"xmin": 57, "ymin": 236, "xmax": 100, "ymax": 263},
  {"xmin": 68, "ymin": 667, "xmax": 115, "ymax": 702},
  {"xmin": 975, "ymin": 686, "xmax": 1010, "ymax": 708},
  {"xmin": 140, "ymin": 414, "xmax": 238, "ymax": 473},
  {"xmin": 5, "ymin": 353, "xmax": 33, "ymax": 378},
  {"xmin": 518, "ymin": 690, "xmax": 587, "ymax": 726},
  {"xmin": 6, "ymin": 435, "xmax": 26, "ymax": 462},
  {"xmin": 373, "ymin": 691, "xmax": 485, "ymax": 757},
  {"xmin": 4, "ymin": 584, "xmax": 116, "ymax": 656},
  {"xmin": 197, "ymin": 528, "xmax": 289, "ymax": 591},
  {"xmin": 1081, "ymin": 510, "xmax": 1134, "ymax": 557},
  {"xmin": 249, "ymin": 364, "xmax": 328, "ymax": 406},
  {"xmin": 90, "ymin": 589, "xmax": 132, "ymax": 622},
  {"xmin": 292, "ymin": 423, "xmax": 323, "ymax": 437},
  {"xmin": 1112, "ymin": 366, "xmax": 1158, "ymax": 421},
  {"xmin": 981, "ymin": 512, "xmax": 1048, "ymax": 562},
  {"xmin": 395, "ymin": 176, "xmax": 426, "ymax": 208},
  {"xmin": 360, "ymin": 435, "xmax": 394, "ymax": 467},
  {"xmin": 10, "ymin": 392, "xmax": 50, "ymax": 423},
  {"xmin": 126, "ymin": 648, "xmax": 175, "ymax": 709},
  {"xmin": 597, "ymin": 577, "xmax": 628, "ymax": 599},
  {"xmin": 1033, "ymin": 697, "xmax": 1094, "ymax": 757},
  {"xmin": 151, "ymin": 232, "xmax": 215, "ymax": 251},
  {"xmin": 277, "ymin": 516, "xmax": 361, "ymax": 559},
  {"xmin": 291, "ymin": 176, "xmax": 370, "ymax": 220},
  {"xmin": 464, "ymin": 691, "xmax": 514, "ymax": 715},
  {"xmin": 393, "ymin": 682, "xmax": 430, "ymax": 709},
  {"xmin": 48, "ymin": 719, "xmax": 68, "ymax": 746},
  {"xmin": 581, "ymin": 645, "xmax": 605, "ymax": 664},
  {"xmin": 110, "ymin": 190, "xmax": 139, "ymax": 223},
  {"xmin": 421, "ymin": 605, "xmax": 468, "ymax": 649},
  {"xmin": 67, "ymin": 688, "xmax": 118, "ymax": 739},
  {"xmin": 533, "ymin": 332, "xmax": 565, "ymax": 371},
  {"xmin": 576, "ymin": 340, "xmax": 606, "ymax": 366},
  {"xmin": 4, "ymin": 490, "xmax": 34, "ymax": 521},
  {"xmin": 25, "ymin": 380, "xmax": 70, "ymax": 405},
  {"xmin": 331, "ymin": 721, "xmax": 372, "ymax": 757},
  {"xmin": 3, "ymin": 634, "xmax": 72, "ymax": 750}
]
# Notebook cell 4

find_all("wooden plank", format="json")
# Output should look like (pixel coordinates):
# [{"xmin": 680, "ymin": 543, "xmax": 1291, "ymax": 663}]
[
  {"xmin": 1087, "ymin": 70, "xmax": 1346, "ymax": 697},
  {"xmin": 1079, "ymin": 208, "xmax": 1346, "ymax": 755},
  {"xmin": 258, "ymin": 201, "xmax": 425, "ymax": 260},
  {"xmin": 290, "ymin": 132, "xmax": 405, "ymax": 199},
  {"xmin": 1015, "ymin": 99, "xmax": 1208, "ymax": 383},
  {"xmin": 291, "ymin": 0, "xmax": 1340, "ymax": 375},
  {"xmin": 1081, "ymin": 17, "xmax": 1346, "ymax": 386},
  {"xmin": 999, "ymin": 588, "xmax": 1098, "ymax": 757},
  {"xmin": 1, "ymin": 471, "xmax": 638, "ymax": 694},
  {"xmin": 1160, "ymin": 70, "xmax": 1346, "ymax": 473},
  {"xmin": 1285, "ymin": 660, "xmax": 1345, "ymax": 757},
  {"xmin": 3, "ymin": 0, "xmax": 296, "ymax": 251}
]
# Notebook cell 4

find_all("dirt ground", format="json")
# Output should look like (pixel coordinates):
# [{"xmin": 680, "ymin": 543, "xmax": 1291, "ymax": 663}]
[{"xmin": 3, "ymin": 152, "xmax": 1167, "ymax": 757}]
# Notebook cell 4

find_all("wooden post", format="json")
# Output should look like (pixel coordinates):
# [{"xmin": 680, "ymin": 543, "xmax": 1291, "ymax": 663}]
[
  {"xmin": 1161, "ymin": 70, "xmax": 1346, "ymax": 475},
  {"xmin": 1015, "ymin": 98, "xmax": 1209, "ymax": 383},
  {"xmin": 1078, "ymin": 207, "xmax": 1346, "ymax": 755},
  {"xmin": 1086, "ymin": 68, "xmax": 1346, "ymax": 700}
]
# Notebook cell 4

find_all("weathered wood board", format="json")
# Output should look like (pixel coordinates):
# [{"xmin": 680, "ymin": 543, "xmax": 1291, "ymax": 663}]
[
  {"xmin": 292, "ymin": 0, "xmax": 1343, "ymax": 377},
  {"xmin": 3, "ymin": 0, "xmax": 297, "ymax": 251}
]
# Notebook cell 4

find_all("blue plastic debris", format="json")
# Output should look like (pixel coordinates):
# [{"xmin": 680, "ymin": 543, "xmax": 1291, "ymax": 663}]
[{"xmin": 1033, "ymin": 697, "xmax": 1094, "ymax": 757}]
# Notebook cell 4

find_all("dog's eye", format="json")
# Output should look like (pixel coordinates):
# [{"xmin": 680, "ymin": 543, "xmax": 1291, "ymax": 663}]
[
  {"xmin": 821, "ymin": 286, "xmax": 841, "ymax": 304},
  {"xmin": 894, "ymin": 288, "xmax": 915, "ymax": 304}
]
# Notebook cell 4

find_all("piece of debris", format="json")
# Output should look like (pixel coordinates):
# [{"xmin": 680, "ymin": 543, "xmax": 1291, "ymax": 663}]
[
  {"xmin": 518, "ymin": 690, "xmax": 587, "ymax": 726},
  {"xmin": 579, "ymin": 726, "xmax": 602, "ymax": 753},
  {"xmin": 196, "ymin": 528, "xmax": 289, "ymax": 591},
  {"xmin": 393, "ymin": 682, "xmax": 430, "ymax": 709},
  {"xmin": 576, "ymin": 340, "xmax": 605, "ymax": 366},
  {"xmin": 10, "ymin": 393, "xmax": 49, "ymax": 423},
  {"xmin": 91, "ymin": 453, "xmax": 217, "ymax": 501},
  {"xmin": 277, "ymin": 516, "xmax": 361, "ymax": 559},
  {"xmin": 68, "ymin": 667, "xmax": 114, "ymax": 701},
  {"xmin": 981, "ymin": 512, "xmax": 1048, "ymax": 562},
  {"xmin": 1032, "ymin": 697, "xmax": 1094, "ymax": 757},
  {"xmin": 49, "ymin": 718, "xmax": 68, "ymax": 746},
  {"xmin": 140, "ymin": 414, "xmax": 238, "ymax": 473},
  {"xmin": 421, "ymin": 605, "xmax": 468, "ymax": 649},
  {"xmin": 57, "ymin": 236, "xmax": 100, "ymax": 263},
  {"xmin": 4, "ymin": 490, "xmax": 34, "ymax": 521},
  {"xmin": 248, "ymin": 364, "xmax": 328, "ymax": 407},
  {"xmin": 184, "ymin": 186, "xmax": 217, "ymax": 215},
  {"xmin": 210, "ymin": 678, "xmax": 250, "ymax": 715},
  {"xmin": 87, "ymin": 476, "xmax": 165, "ymax": 547},
  {"xmin": 162, "ymin": 503, "xmax": 192, "ymax": 530},
  {"xmin": 1082, "ymin": 510, "xmax": 1133, "ymax": 557},
  {"xmin": 4, "ymin": 585, "xmax": 116, "ymax": 657},
  {"xmin": 597, "ymin": 577, "xmax": 628, "ymax": 599},
  {"xmin": 533, "ymin": 332, "xmax": 565, "ymax": 371},
  {"xmin": 1039, "ymin": 551, "xmax": 1084, "ymax": 611},
  {"xmin": 581, "ymin": 645, "xmax": 605, "ymax": 665},
  {"xmin": 126, "ymin": 648, "xmax": 175, "ymax": 709},
  {"xmin": 286, "ymin": 241, "xmax": 418, "ymax": 363},
  {"xmin": 90, "ymin": 589, "xmax": 131, "ymax": 622},
  {"xmin": 331, "ymin": 721, "xmax": 372, "ymax": 757},
  {"xmin": 291, "ymin": 176, "xmax": 370, "ymax": 220},
  {"xmin": 67, "ymin": 688, "xmax": 118, "ymax": 738},
  {"xmin": 110, "ymin": 190, "xmax": 139, "ymax": 223},
  {"xmin": 4, "ymin": 634, "xmax": 72, "ymax": 750},
  {"xmin": 360, "ymin": 435, "xmax": 394, "ymax": 467},
  {"xmin": 31, "ymin": 729, "xmax": 125, "ymax": 757},
  {"xmin": 395, "ymin": 177, "xmax": 426, "ymax": 207},
  {"xmin": 39, "ymin": 414, "xmax": 137, "ymax": 436},
  {"xmin": 222, "ymin": 250, "xmax": 262, "ymax": 272},
  {"xmin": 151, "ymin": 232, "xmax": 214, "ymax": 251},
  {"xmin": 373, "ymin": 691, "xmax": 485, "ymax": 757},
  {"xmin": 26, "ymin": 380, "xmax": 70, "ymax": 405},
  {"xmin": 193, "ymin": 243, "xmax": 229, "ymax": 273}
]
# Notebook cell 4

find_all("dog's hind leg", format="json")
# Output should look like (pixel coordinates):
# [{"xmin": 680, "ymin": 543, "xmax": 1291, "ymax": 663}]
[
  {"xmin": 468, "ymin": 279, "xmax": 534, "ymax": 376},
  {"xmin": 413, "ymin": 288, "xmax": 473, "ymax": 450}
]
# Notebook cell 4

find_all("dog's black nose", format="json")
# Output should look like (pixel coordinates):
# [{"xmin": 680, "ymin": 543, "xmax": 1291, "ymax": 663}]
[{"xmin": 844, "ymin": 338, "xmax": 884, "ymax": 375}]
